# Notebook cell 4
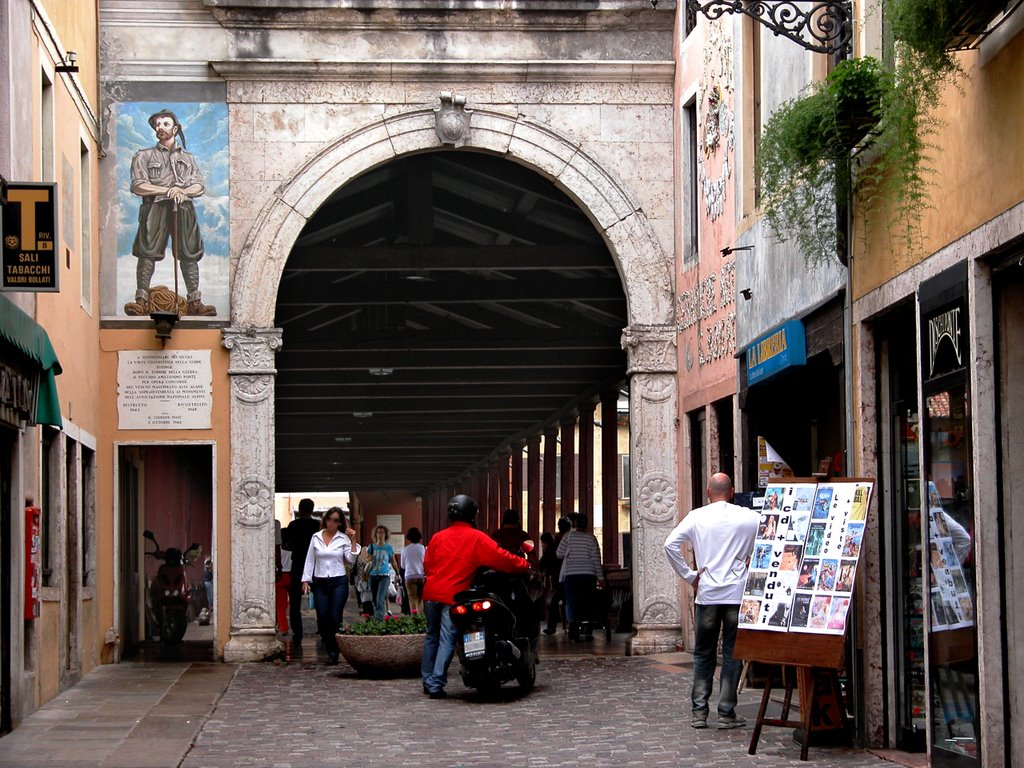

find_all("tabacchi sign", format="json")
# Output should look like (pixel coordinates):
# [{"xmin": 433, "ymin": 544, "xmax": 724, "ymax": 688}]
[{"xmin": 2, "ymin": 183, "xmax": 59, "ymax": 292}]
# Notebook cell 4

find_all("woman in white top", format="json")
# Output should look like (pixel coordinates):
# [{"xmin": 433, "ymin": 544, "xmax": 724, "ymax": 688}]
[
  {"xmin": 301, "ymin": 507, "xmax": 360, "ymax": 664},
  {"xmin": 400, "ymin": 527, "xmax": 427, "ymax": 613}
]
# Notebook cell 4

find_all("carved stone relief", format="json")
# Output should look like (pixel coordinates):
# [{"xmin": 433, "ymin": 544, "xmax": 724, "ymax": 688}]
[
  {"xmin": 234, "ymin": 475, "xmax": 273, "ymax": 528},
  {"xmin": 622, "ymin": 325, "xmax": 678, "ymax": 374},
  {"xmin": 434, "ymin": 91, "xmax": 473, "ymax": 147},
  {"xmin": 677, "ymin": 261, "xmax": 737, "ymax": 367},
  {"xmin": 696, "ymin": 18, "xmax": 735, "ymax": 221},
  {"xmin": 637, "ymin": 470, "xmax": 678, "ymax": 524}
]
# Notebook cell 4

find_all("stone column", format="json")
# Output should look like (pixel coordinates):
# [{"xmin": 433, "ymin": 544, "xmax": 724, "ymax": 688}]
[
  {"xmin": 542, "ymin": 426, "xmax": 558, "ymax": 533},
  {"xmin": 510, "ymin": 442, "xmax": 524, "ymax": 516},
  {"xmin": 560, "ymin": 414, "xmax": 577, "ymax": 516},
  {"xmin": 578, "ymin": 401, "xmax": 595, "ymax": 522},
  {"xmin": 498, "ymin": 450, "xmax": 511, "ymax": 513},
  {"xmin": 526, "ymin": 435, "xmax": 541, "ymax": 544},
  {"xmin": 222, "ymin": 327, "xmax": 284, "ymax": 662},
  {"xmin": 601, "ymin": 389, "xmax": 621, "ymax": 565},
  {"xmin": 622, "ymin": 325, "xmax": 680, "ymax": 655}
]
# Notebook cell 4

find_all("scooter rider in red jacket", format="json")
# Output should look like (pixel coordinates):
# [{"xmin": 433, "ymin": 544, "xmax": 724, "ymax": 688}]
[{"xmin": 421, "ymin": 495, "xmax": 530, "ymax": 699}]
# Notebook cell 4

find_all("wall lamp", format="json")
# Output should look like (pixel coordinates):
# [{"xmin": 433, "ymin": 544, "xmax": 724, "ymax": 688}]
[
  {"xmin": 55, "ymin": 50, "xmax": 79, "ymax": 74},
  {"xmin": 150, "ymin": 310, "xmax": 179, "ymax": 344},
  {"xmin": 721, "ymin": 245, "xmax": 755, "ymax": 257},
  {"xmin": 740, "ymin": 288, "xmax": 753, "ymax": 301}
]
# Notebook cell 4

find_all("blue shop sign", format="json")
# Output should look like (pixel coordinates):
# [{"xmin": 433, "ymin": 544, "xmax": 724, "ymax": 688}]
[{"xmin": 746, "ymin": 320, "xmax": 806, "ymax": 385}]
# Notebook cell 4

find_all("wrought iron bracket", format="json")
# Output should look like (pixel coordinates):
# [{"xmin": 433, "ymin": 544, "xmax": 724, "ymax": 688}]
[{"xmin": 686, "ymin": 0, "xmax": 853, "ymax": 56}]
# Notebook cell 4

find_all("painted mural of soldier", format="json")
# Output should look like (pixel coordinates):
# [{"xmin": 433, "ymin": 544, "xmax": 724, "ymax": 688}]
[{"xmin": 123, "ymin": 109, "xmax": 216, "ymax": 317}]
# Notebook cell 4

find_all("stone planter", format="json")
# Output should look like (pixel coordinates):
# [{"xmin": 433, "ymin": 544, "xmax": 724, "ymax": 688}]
[{"xmin": 335, "ymin": 632, "xmax": 424, "ymax": 677}]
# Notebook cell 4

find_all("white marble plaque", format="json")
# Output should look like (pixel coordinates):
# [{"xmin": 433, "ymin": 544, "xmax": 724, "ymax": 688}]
[{"xmin": 117, "ymin": 350, "xmax": 213, "ymax": 429}]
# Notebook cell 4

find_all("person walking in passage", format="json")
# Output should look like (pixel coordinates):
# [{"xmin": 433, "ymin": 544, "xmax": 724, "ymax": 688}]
[
  {"xmin": 285, "ymin": 498, "xmax": 321, "ymax": 642},
  {"xmin": 400, "ymin": 528, "xmax": 426, "ymax": 614},
  {"xmin": 366, "ymin": 526, "xmax": 401, "ymax": 620},
  {"xmin": 301, "ymin": 507, "xmax": 360, "ymax": 665},
  {"xmin": 421, "ymin": 495, "xmax": 530, "ymax": 699},
  {"xmin": 664, "ymin": 472, "xmax": 759, "ymax": 729},
  {"xmin": 491, "ymin": 508, "xmax": 531, "ymax": 556},
  {"xmin": 542, "ymin": 516, "xmax": 572, "ymax": 635},
  {"xmin": 556, "ymin": 514, "xmax": 604, "ymax": 640}
]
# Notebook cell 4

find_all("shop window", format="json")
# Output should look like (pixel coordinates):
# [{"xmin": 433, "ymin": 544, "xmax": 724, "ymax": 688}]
[
  {"xmin": 741, "ymin": 10, "xmax": 762, "ymax": 214},
  {"xmin": 81, "ymin": 446, "xmax": 96, "ymax": 587},
  {"xmin": 80, "ymin": 140, "xmax": 92, "ymax": 312},
  {"xmin": 619, "ymin": 454, "xmax": 631, "ymax": 499},
  {"xmin": 682, "ymin": 99, "xmax": 699, "ymax": 267},
  {"xmin": 41, "ymin": 69, "xmax": 54, "ymax": 182},
  {"xmin": 40, "ymin": 430, "xmax": 55, "ymax": 586},
  {"xmin": 690, "ymin": 408, "xmax": 707, "ymax": 509}
]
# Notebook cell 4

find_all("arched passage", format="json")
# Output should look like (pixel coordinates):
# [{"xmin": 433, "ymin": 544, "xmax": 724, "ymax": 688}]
[{"xmin": 222, "ymin": 106, "xmax": 681, "ymax": 661}]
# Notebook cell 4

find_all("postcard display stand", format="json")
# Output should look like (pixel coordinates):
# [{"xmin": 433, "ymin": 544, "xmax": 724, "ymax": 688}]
[{"xmin": 733, "ymin": 479, "xmax": 874, "ymax": 761}]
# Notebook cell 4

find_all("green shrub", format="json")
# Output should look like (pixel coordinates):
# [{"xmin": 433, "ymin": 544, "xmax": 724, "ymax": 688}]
[{"xmin": 339, "ymin": 612, "xmax": 427, "ymax": 635}]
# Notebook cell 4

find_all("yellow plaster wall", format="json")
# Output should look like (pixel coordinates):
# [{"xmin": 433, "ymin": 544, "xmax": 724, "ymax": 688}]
[
  {"xmin": 40, "ymin": 0, "xmax": 99, "ymax": 111},
  {"xmin": 97, "ymin": 329, "xmax": 233, "ymax": 657},
  {"xmin": 854, "ymin": 35, "xmax": 1024, "ymax": 297},
  {"xmin": 26, "ymin": 1, "xmax": 103, "ymax": 703}
]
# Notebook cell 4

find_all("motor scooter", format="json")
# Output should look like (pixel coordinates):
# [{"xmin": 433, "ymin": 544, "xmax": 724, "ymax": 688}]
[
  {"xmin": 449, "ymin": 567, "xmax": 542, "ymax": 692},
  {"xmin": 144, "ymin": 530, "xmax": 201, "ymax": 644}
]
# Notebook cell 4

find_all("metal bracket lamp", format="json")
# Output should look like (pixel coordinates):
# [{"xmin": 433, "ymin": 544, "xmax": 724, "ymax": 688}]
[
  {"xmin": 55, "ymin": 50, "xmax": 79, "ymax": 74},
  {"xmin": 686, "ymin": 0, "xmax": 853, "ymax": 56},
  {"xmin": 150, "ymin": 310, "xmax": 179, "ymax": 344}
]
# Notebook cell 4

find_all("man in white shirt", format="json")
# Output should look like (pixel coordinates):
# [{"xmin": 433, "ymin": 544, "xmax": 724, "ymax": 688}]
[{"xmin": 664, "ymin": 472, "xmax": 759, "ymax": 730}]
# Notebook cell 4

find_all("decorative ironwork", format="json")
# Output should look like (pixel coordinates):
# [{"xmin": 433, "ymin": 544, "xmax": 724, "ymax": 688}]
[{"xmin": 686, "ymin": 0, "xmax": 853, "ymax": 56}]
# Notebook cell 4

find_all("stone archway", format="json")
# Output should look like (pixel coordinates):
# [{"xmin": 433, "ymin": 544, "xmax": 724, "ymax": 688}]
[{"xmin": 222, "ymin": 106, "xmax": 680, "ymax": 660}]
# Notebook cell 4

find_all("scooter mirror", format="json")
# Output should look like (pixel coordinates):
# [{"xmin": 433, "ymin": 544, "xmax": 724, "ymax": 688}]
[
  {"xmin": 143, "ymin": 530, "xmax": 156, "ymax": 541},
  {"xmin": 185, "ymin": 543, "xmax": 202, "ymax": 560}
]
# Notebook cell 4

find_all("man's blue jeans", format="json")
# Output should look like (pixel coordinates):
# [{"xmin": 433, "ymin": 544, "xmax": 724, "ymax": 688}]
[
  {"xmin": 370, "ymin": 574, "xmax": 390, "ymax": 619},
  {"xmin": 692, "ymin": 603, "xmax": 742, "ymax": 718},
  {"xmin": 421, "ymin": 600, "xmax": 458, "ymax": 694}
]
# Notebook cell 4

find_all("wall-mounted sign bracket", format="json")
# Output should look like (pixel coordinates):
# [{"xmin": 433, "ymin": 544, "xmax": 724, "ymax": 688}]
[{"xmin": 686, "ymin": 0, "xmax": 853, "ymax": 56}]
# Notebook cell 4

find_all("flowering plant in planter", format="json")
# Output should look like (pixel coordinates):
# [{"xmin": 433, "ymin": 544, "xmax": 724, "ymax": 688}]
[
  {"xmin": 335, "ymin": 613, "xmax": 426, "ymax": 677},
  {"xmin": 338, "ymin": 611, "xmax": 427, "ymax": 636}
]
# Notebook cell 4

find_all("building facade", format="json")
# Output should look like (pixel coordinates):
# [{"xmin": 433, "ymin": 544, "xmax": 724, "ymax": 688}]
[
  {"xmin": 0, "ymin": 0, "xmax": 102, "ymax": 734},
  {"xmin": 97, "ymin": 0, "xmax": 682, "ymax": 665},
  {"xmin": 675, "ymin": 0, "xmax": 1022, "ymax": 763}
]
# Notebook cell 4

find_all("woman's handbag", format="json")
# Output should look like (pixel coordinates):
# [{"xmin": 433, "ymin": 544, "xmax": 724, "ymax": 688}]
[{"xmin": 357, "ymin": 545, "xmax": 374, "ymax": 580}]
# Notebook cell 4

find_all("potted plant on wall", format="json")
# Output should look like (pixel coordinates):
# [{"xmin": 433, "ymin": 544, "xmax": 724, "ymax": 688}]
[
  {"xmin": 756, "ymin": 0, "xmax": 1006, "ymax": 264},
  {"xmin": 335, "ymin": 612, "xmax": 427, "ymax": 677},
  {"xmin": 756, "ymin": 56, "xmax": 889, "ymax": 264}
]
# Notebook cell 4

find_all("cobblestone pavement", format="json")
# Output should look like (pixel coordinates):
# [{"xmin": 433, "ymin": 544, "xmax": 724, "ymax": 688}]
[
  {"xmin": 0, "ymin": 635, "xmax": 902, "ymax": 768},
  {"xmin": 183, "ymin": 654, "xmax": 888, "ymax": 768}
]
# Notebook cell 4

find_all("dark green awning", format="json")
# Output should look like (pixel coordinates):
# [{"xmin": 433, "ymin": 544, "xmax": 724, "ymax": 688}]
[{"xmin": 0, "ymin": 294, "xmax": 63, "ymax": 427}]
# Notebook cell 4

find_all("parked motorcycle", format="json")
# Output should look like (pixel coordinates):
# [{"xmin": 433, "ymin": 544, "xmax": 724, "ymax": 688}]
[
  {"xmin": 144, "ymin": 530, "xmax": 201, "ymax": 644},
  {"xmin": 450, "ymin": 567, "xmax": 541, "ymax": 692}
]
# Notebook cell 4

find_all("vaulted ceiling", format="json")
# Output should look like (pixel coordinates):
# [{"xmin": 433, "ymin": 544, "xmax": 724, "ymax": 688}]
[{"xmin": 273, "ymin": 151, "xmax": 627, "ymax": 493}]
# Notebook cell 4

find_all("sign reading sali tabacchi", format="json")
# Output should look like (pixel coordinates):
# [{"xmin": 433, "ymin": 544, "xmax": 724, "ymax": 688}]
[{"xmin": 2, "ymin": 183, "xmax": 59, "ymax": 292}]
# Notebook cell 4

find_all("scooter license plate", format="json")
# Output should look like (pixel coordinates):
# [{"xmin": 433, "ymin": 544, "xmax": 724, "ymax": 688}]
[{"xmin": 463, "ymin": 631, "xmax": 486, "ymax": 658}]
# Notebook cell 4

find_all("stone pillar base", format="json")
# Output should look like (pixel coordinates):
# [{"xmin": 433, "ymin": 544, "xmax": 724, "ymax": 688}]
[
  {"xmin": 628, "ymin": 624, "xmax": 682, "ymax": 656},
  {"xmin": 223, "ymin": 628, "xmax": 282, "ymax": 662}
]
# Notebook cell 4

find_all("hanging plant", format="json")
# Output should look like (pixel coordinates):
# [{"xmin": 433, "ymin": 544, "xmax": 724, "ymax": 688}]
[
  {"xmin": 886, "ymin": 0, "xmax": 1008, "ymax": 70},
  {"xmin": 756, "ymin": 57, "xmax": 889, "ymax": 265},
  {"xmin": 756, "ymin": 0, "xmax": 990, "ymax": 265}
]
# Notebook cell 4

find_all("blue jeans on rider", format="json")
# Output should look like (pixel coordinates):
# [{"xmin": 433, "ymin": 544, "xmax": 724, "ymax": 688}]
[
  {"xmin": 692, "ymin": 603, "xmax": 742, "ymax": 718},
  {"xmin": 370, "ymin": 574, "xmax": 390, "ymax": 620},
  {"xmin": 311, "ymin": 575, "xmax": 348, "ymax": 658},
  {"xmin": 421, "ymin": 600, "xmax": 458, "ymax": 694}
]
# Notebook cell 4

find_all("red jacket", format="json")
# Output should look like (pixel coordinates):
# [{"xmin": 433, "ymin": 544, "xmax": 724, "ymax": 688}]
[{"xmin": 423, "ymin": 521, "xmax": 530, "ymax": 605}]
